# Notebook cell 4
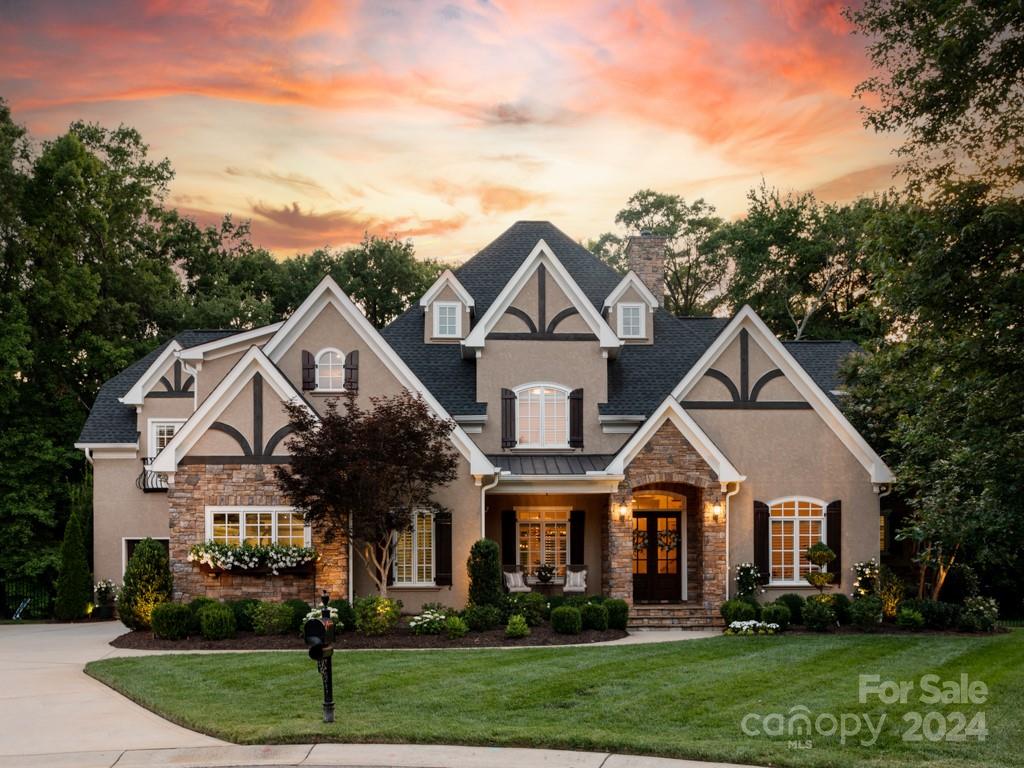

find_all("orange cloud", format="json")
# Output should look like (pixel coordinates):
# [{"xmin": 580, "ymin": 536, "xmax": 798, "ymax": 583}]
[
  {"xmin": 812, "ymin": 163, "xmax": 903, "ymax": 202},
  {"xmin": 430, "ymin": 181, "xmax": 546, "ymax": 214}
]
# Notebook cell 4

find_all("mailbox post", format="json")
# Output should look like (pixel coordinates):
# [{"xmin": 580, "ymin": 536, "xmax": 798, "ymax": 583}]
[{"xmin": 303, "ymin": 590, "xmax": 335, "ymax": 723}]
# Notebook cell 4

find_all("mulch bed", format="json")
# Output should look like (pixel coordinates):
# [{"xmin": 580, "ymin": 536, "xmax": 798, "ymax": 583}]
[{"xmin": 110, "ymin": 624, "xmax": 628, "ymax": 651}]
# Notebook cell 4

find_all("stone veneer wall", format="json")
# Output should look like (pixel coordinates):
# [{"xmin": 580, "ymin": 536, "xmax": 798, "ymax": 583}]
[
  {"xmin": 603, "ymin": 422, "xmax": 727, "ymax": 612},
  {"xmin": 167, "ymin": 463, "xmax": 347, "ymax": 603}
]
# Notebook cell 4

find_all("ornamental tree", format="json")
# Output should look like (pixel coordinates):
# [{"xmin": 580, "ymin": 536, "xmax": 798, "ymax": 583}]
[{"xmin": 275, "ymin": 391, "xmax": 460, "ymax": 597}]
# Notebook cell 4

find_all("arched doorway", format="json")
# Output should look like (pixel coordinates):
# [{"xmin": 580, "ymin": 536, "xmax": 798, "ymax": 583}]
[{"xmin": 632, "ymin": 489, "xmax": 688, "ymax": 603}]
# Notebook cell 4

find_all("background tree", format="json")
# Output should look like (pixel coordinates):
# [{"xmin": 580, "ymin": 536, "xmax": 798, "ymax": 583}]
[
  {"xmin": 589, "ymin": 190, "xmax": 728, "ymax": 316},
  {"xmin": 275, "ymin": 392, "xmax": 460, "ymax": 596},
  {"xmin": 847, "ymin": 0, "xmax": 1024, "ymax": 193},
  {"xmin": 53, "ymin": 505, "xmax": 91, "ymax": 620}
]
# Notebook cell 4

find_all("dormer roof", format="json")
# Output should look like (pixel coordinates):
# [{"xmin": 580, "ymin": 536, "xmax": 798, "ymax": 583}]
[
  {"xmin": 603, "ymin": 270, "xmax": 659, "ymax": 310},
  {"xmin": 419, "ymin": 269, "xmax": 474, "ymax": 308}
]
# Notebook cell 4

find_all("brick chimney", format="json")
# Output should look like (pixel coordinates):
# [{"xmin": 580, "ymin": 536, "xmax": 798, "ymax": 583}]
[{"xmin": 625, "ymin": 232, "xmax": 668, "ymax": 306}]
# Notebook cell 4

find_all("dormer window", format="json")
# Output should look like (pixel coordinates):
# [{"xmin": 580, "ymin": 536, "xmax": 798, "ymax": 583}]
[
  {"xmin": 315, "ymin": 348, "xmax": 345, "ymax": 391},
  {"xmin": 618, "ymin": 303, "xmax": 645, "ymax": 338},
  {"xmin": 433, "ymin": 301, "xmax": 461, "ymax": 338}
]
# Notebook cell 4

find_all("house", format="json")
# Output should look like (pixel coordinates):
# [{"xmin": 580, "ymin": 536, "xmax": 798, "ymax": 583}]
[{"xmin": 76, "ymin": 221, "xmax": 893, "ymax": 627}]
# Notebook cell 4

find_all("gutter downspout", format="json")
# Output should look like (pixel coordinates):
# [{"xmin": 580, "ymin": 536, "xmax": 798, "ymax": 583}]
[
  {"xmin": 479, "ymin": 472, "xmax": 502, "ymax": 538},
  {"xmin": 723, "ymin": 481, "xmax": 741, "ymax": 600}
]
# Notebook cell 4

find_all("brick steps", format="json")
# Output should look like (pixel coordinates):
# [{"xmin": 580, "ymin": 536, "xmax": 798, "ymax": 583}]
[{"xmin": 628, "ymin": 604, "xmax": 724, "ymax": 629}]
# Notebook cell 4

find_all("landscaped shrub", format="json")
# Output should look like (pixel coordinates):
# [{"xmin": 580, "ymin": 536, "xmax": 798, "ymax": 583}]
[
  {"xmin": 580, "ymin": 602, "xmax": 609, "ymax": 631},
  {"xmin": 464, "ymin": 603, "xmax": 502, "ymax": 631},
  {"xmin": 720, "ymin": 598, "xmax": 756, "ymax": 625},
  {"xmin": 900, "ymin": 598, "xmax": 961, "ymax": 630},
  {"xmin": 55, "ymin": 506, "xmax": 92, "ymax": 621},
  {"xmin": 283, "ymin": 599, "xmax": 311, "ymax": 632},
  {"xmin": 467, "ymin": 539, "xmax": 504, "ymax": 609},
  {"xmin": 803, "ymin": 595, "xmax": 837, "ymax": 631},
  {"xmin": 724, "ymin": 620, "xmax": 779, "ymax": 635},
  {"xmin": 409, "ymin": 608, "xmax": 448, "ymax": 635},
  {"xmin": 117, "ymin": 538, "xmax": 173, "ymax": 630},
  {"xmin": 226, "ymin": 598, "xmax": 259, "ymax": 632},
  {"xmin": 734, "ymin": 562, "xmax": 764, "ymax": 599},
  {"xmin": 505, "ymin": 614, "xmax": 530, "ymax": 638},
  {"xmin": 328, "ymin": 599, "xmax": 356, "ymax": 632},
  {"xmin": 761, "ymin": 602, "xmax": 791, "ymax": 631},
  {"xmin": 896, "ymin": 607, "xmax": 925, "ymax": 630},
  {"xmin": 850, "ymin": 595, "xmax": 883, "ymax": 631},
  {"xmin": 354, "ymin": 596, "xmax": 401, "ymax": 635},
  {"xmin": 551, "ymin": 605, "xmax": 582, "ymax": 634},
  {"xmin": 151, "ymin": 602, "xmax": 191, "ymax": 640},
  {"xmin": 506, "ymin": 591, "xmax": 547, "ymax": 626},
  {"xmin": 738, "ymin": 595, "xmax": 762, "ymax": 619},
  {"xmin": 804, "ymin": 543, "xmax": 836, "ymax": 592},
  {"xmin": 250, "ymin": 601, "xmax": 295, "ymax": 635},
  {"xmin": 187, "ymin": 597, "xmax": 217, "ymax": 633},
  {"xmin": 198, "ymin": 602, "xmax": 236, "ymax": 640},
  {"xmin": 605, "ymin": 598, "xmax": 629, "ymax": 630},
  {"xmin": 877, "ymin": 565, "xmax": 906, "ymax": 618},
  {"xmin": 832, "ymin": 593, "xmax": 852, "ymax": 625},
  {"xmin": 444, "ymin": 615, "xmax": 469, "ymax": 639},
  {"xmin": 852, "ymin": 559, "xmax": 879, "ymax": 597},
  {"xmin": 776, "ymin": 593, "xmax": 806, "ymax": 625},
  {"xmin": 959, "ymin": 596, "xmax": 999, "ymax": 632}
]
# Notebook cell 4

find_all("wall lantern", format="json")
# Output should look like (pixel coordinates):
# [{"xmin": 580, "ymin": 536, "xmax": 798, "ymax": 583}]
[
  {"xmin": 617, "ymin": 503, "xmax": 631, "ymax": 523},
  {"xmin": 711, "ymin": 502, "xmax": 723, "ymax": 523}
]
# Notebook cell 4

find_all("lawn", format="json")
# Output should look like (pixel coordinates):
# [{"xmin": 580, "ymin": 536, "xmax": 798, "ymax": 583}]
[{"xmin": 86, "ymin": 632, "xmax": 1023, "ymax": 768}]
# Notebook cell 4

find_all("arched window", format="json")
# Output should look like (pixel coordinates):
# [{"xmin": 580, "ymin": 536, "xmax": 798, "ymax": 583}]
[
  {"xmin": 315, "ymin": 348, "xmax": 345, "ymax": 391},
  {"xmin": 515, "ymin": 383, "xmax": 570, "ymax": 448},
  {"xmin": 768, "ymin": 497, "xmax": 827, "ymax": 584}
]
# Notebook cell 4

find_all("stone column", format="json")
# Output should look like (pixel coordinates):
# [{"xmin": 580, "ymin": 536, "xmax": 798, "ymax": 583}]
[
  {"xmin": 701, "ymin": 485, "xmax": 727, "ymax": 613},
  {"xmin": 604, "ymin": 487, "xmax": 634, "ymax": 605}
]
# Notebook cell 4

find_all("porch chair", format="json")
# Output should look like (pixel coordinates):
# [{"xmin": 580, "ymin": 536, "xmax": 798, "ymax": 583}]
[
  {"xmin": 563, "ymin": 565, "xmax": 587, "ymax": 595},
  {"xmin": 503, "ymin": 568, "xmax": 531, "ymax": 594}
]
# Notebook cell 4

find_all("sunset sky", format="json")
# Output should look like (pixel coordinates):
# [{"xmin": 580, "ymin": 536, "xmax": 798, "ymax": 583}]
[{"xmin": 0, "ymin": 0, "xmax": 902, "ymax": 262}]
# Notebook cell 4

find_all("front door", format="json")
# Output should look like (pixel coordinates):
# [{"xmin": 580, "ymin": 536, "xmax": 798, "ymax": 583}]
[{"xmin": 632, "ymin": 511, "xmax": 683, "ymax": 602}]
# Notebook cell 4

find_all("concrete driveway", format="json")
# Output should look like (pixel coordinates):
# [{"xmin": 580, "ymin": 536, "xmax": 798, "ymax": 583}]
[{"xmin": 0, "ymin": 621, "xmax": 224, "ymax": 758}]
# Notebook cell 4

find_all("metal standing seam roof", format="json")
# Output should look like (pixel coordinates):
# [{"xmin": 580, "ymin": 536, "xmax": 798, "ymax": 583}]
[{"xmin": 487, "ymin": 454, "xmax": 617, "ymax": 475}]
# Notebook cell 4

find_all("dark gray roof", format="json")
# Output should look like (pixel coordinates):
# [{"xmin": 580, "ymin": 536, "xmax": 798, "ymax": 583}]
[
  {"xmin": 783, "ymin": 340, "xmax": 862, "ymax": 404},
  {"xmin": 488, "ymin": 454, "xmax": 615, "ymax": 475},
  {"xmin": 77, "ymin": 330, "xmax": 237, "ymax": 444}
]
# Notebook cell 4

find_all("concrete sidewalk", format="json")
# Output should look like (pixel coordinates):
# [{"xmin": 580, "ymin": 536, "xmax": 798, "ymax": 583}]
[{"xmin": 8, "ymin": 743, "xmax": 752, "ymax": 768}]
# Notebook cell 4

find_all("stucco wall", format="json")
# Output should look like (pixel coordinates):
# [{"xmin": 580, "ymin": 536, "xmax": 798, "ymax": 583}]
[
  {"xmin": 195, "ymin": 348, "xmax": 248, "ymax": 403},
  {"xmin": 489, "ymin": 267, "xmax": 592, "ymax": 336},
  {"xmin": 687, "ymin": 332, "xmax": 803, "ymax": 402}
]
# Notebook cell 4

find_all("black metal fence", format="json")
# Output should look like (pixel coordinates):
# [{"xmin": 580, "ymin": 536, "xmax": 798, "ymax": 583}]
[{"xmin": 1, "ymin": 579, "xmax": 54, "ymax": 619}]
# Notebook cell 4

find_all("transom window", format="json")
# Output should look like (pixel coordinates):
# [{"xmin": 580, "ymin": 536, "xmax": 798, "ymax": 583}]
[
  {"xmin": 433, "ymin": 301, "xmax": 461, "ymax": 338},
  {"xmin": 517, "ymin": 507, "xmax": 569, "ymax": 578},
  {"xmin": 769, "ymin": 498, "xmax": 826, "ymax": 583},
  {"xmin": 207, "ymin": 507, "xmax": 309, "ymax": 547},
  {"xmin": 316, "ymin": 348, "xmax": 345, "ymax": 391},
  {"xmin": 618, "ymin": 303, "xmax": 645, "ymax": 338},
  {"xmin": 394, "ymin": 510, "xmax": 435, "ymax": 585},
  {"xmin": 149, "ymin": 419, "xmax": 184, "ymax": 458},
  {"xmin": 516, "ymin": 384, "xmax": 569, "ymax": 448}
]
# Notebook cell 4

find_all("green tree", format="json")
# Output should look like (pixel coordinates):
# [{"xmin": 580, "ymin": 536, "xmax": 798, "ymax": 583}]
[
  {"xmin": 589, "ymin": 190, "xmax": 728, "ymax": 316},
  {"xmin": 54, "ymin": 505, "xmax": 92, "ymax": 620},
  {"xmin": 467, "ymin": 539, "xmax": 503, "ymax": 608},
  {"xmin": 117, "ymin": 538, "xmax": 173, "ymax": 629},
  {"xmin": 847, "ymin": 0, "xmax": 1024, "ymax": 193}
]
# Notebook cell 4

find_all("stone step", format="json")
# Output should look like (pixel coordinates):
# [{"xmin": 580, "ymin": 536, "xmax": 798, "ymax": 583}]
[{"xmin": 628, "ymin": 613, "xmax": 724, "ymax": 629}]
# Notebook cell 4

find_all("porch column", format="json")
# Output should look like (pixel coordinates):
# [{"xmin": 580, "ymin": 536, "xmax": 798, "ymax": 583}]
[
  {"xmin": 701, "ymin": 486, "xmax": 727, "ymax": 613},
  {"xmin": 603, "ymin": 486, "xmax": 634, "ymax": 605}
]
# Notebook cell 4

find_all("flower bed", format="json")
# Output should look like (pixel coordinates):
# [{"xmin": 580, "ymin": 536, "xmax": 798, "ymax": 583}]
[{"xmin": 188, "ymin": 541, "xmax": 317, "ymax": 575}]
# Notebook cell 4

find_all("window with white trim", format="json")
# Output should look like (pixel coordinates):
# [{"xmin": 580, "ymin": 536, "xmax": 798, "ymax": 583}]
[
  {"xmin": 515, "ymin": 384, "xmax": 569, "ymax": 448},
  {"xmin": 769, "ymin": 498, "xmax": 826, "ymax": 583},
  {"xmin": 207, "ymin": 507, "xmax": 309, "ymax": 546},
  {"xmin": 618, "ymin": 303, "xmax": 645, "ymax": 338},
  {"xmin": 433, "ymin": 301, "xmax": 461, "ymax": 338},
  {"xmin": 315, "ymin": 348, "xmax": 345, "ymax": 391},
  {"xmin": 394, "ymin": 510, "xmax": 435, "ymax": 585},
  {"xmin": 516, "ymin": 508, "xmax": 569, "ymax": 578},
  {"xmin": 149, "ymin": 419, "xmax": 185, "ymax": 458}
]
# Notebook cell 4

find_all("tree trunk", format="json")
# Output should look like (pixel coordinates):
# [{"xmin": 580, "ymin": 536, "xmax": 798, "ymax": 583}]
[{"xmin": 930, "ymin": 545, "xmax": 958, "ymax": 601}]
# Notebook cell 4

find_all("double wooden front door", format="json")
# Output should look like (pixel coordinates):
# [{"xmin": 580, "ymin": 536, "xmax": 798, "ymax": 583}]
[{"xmin": 632, "ymin": 511, "xmax": 683, "ymax": 602}]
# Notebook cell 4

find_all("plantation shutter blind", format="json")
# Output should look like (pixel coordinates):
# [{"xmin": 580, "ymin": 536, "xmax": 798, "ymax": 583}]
[
  {"xmin": 568, "ymin": 388, "xmax": 584, "ymax": 448},
  {"xmin": 501, "ymin": 388, "xmax": 517, "ymax": 448},
  {"xmin": 753, "ymin": 500, "xmax": 769, "ymax": 585},
  {"xmin": 826, "ymin": 500, "xmax": 842, "ymax": 582},
  {"xmin": 344, "ymin": 350, "xmax": 359, "ymax": 392},
  {"xmin": 301, "ymin": 350, "xmax": 315, "ymax": 390},
  {"xmin": 434, "ymin": 512, "xmax": 452, "ymax": 586}
]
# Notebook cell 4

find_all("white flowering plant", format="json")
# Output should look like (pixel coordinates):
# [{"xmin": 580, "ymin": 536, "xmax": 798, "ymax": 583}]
[
  {"xmin": 724, "ymin": 619, "xmax": 779, "ymax": 636},
  {"xmin": 408, "ymin": 608, "xmax": 449, "ymax": 635},
  {"xmin": 187, "ymin": 541, "xmax": 317, "ymax": 575},
  {"xmin": 852, "ymin": 558, "xmax": 879, "ymax": 597},
  {"xmin": 94, "ymin": 579, "xmax": 118, "ymax": 605},
  {"xmin": 302, "ymin": 606, "xmax": 343, "ymax": 630},
  {"xmin": 735, "ymin": 562, "xmax": 765, "ymax": 598}
]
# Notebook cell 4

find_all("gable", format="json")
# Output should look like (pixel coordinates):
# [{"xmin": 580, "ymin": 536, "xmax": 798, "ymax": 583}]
[
  {"xmin": 119, "ymin": 342, "xmax": 188, "ymax": 406},
  {"xmin": 489, "ymin": 263, "xmax": 592, "ymax": 337},
  {"xmin": 683, "ymin": 328, "xmax": 805, "ymax": 407}
]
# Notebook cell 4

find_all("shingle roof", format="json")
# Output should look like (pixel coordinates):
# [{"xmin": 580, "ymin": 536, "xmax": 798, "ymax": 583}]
[
  {"xmin": 487, "ymin": 453, "xmax": 616, "ymax": 475},
  {"xmin": 782, "ymin": 340, "xmax": 862, "ymax": 404},
  {"xmin": 77, "ymin": 330, "xmax": 237, "ymax": 444}
]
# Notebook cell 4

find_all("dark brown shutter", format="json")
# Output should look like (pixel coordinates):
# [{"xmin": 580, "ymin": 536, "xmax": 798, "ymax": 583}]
[
  {"xmin": 501, "ymin": 388, "xmax": 517, "ymax": 448},
  {"xmin": 344, "ymin": 350, "xmax": 359, "ymax": 392},
  {"xmin": 434, "ymin": 512, "xmax": 452, "ymax": 586},
  {"xmin": 569, "ymin": 510, "xmax": 585, "ymax": 566},
  {"xmin": 301, "ymin": 350, "xmax": 315, "ymax": 391},
  {"xmin": 753, "ymin": 500, "xmax": 770, "ymax": 585},
  {"xmin": 826, "ymin": 500, "xmax": 842, "ymax": 583},
  {"xmin": 501, "ymin": 509, "xmax": 517, "ymax": 567},
  {"xmin": 569, "ymin": 388, "xmax": 584, "ymax": 448}
]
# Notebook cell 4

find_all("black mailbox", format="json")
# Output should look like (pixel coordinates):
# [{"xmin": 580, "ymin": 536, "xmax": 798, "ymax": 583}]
[{"xmin": 304, "ymin": 590, "xmax": 336, "ymax": 723}]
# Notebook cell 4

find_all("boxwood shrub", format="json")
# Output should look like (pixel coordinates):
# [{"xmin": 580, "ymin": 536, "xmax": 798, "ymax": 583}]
[
  {"xmin": 720, "ymin": 598, "xmax": 757, "ymax": 624},
  {"xmin": 226, "ymin": 598, "xmax": 259, "ymax": 632},
  {"xmin": 850, "ymin": 595, "xmax": 883, "ymax": 631},
  {"xmin": 151, "ymin": 602, "xmax": 192, "ymax": 640},
  {"xmin": 283, "ymin": 598, "xmax": 311, "ymax": 632},
  {"xmin": 328, "ymin": 599, "xmax": 357, "ymax": 632},
  {"xmin": 832, "ymin": 593, "xmax": 852, "ymax": 625},
  {"xmin": 896, "ymin": 607, "xmax": 925, "ymax": 630},
  {"xmin": 187, "ymin": 597, "xmax": 217, "ymax": 633},
  {"xmin": 198, "ymin": 602, "xmax": 236, "ymax": 640},
  {"xmin": 551, "ymin": 605, "xmax": 582, "ymax": 634},
  {"xmin": 761, "ymin": 602, "xmax": 791, "ymax": 631},
  {"xmin": 803, "ymin": 595, "xmax": 837, "ymax": 631},
  {"xmin": 354, "ymin": 596, "xmax": 401, "ymax": 635},
  {"xmin": 775, "ymin": 593, "xmax": 806, "ymax": 625},
  {"xmin": 505, "ymin": 591, "xmax": 547, "ymax": 626},
  {"xmin": 580, "ymin": 602, "xmax": 609, "ymax": 631},
  {"xmin": 464, "ymin": 603, "xmax": 502, "ymax": 631},
  {"xmin": 901, "ymin": 598, "xmax": 961, "ymax": 630},
  {"xmin": 250, "ymin": 601, "xmax": 295, "ymax": 635},
  {"xmin": 605, "ymin": 598, "xmax": 629, "ymax": 630}
]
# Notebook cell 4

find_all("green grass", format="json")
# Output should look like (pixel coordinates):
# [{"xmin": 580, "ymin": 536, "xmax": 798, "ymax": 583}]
[{"xmin": 86, "ymin": 632, "xmax": 1024, "ymax": 768}]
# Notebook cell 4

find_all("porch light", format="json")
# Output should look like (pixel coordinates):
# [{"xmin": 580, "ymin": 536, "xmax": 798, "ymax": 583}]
[
  {"xmin": 617, "ymin": 503, "xmax": 630, "ymax": 523},
  {"xmin": 711, "ymin": 502, "xmax": 723, "ymax": 522}
]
